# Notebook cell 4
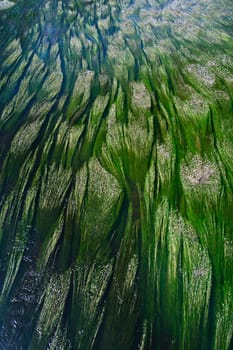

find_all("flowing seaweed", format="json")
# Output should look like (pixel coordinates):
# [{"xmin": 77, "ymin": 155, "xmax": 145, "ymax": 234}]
[{"xmin": 0, "ymin": 0, "xmax": 232, "ymax": 349}]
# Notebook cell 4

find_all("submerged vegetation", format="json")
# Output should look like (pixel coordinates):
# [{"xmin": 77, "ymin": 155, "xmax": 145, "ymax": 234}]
[{"xmin": 0, "ymin": 0, "xmax": 233, "ymax": 348}]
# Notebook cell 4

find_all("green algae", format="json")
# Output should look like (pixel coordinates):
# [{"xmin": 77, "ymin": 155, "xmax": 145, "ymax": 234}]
[{"xmin": 0, "ymin": 0, "xmax": 233, "ymax": 349}]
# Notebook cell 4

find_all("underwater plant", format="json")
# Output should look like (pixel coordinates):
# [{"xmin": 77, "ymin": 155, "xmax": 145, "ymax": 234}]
[{"xmin": 0, "ymin": 0, "xmax": 232, "ymax": 349}]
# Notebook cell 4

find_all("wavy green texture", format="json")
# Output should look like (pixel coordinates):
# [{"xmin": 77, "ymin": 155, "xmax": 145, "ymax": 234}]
[{"xmin": 0, "ymin": 0, "xmax": 232, "ymax": 349}]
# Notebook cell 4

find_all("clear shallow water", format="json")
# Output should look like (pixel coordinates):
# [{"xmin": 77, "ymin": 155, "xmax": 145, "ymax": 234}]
[{"xmin": 0, "ymin": 0, "xmax": 233, "ymax": 349}]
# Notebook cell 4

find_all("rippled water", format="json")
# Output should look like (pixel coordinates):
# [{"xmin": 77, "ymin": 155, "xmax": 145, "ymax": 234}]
[{"xmin": 0, "ymin": 0, "xmax": 233, "ymax": 349}]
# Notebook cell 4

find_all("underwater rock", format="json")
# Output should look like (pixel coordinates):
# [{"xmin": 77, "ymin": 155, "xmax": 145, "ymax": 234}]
[{"xmin": 0, "ymin": 0, "xmax": 15, "ymax": 10}]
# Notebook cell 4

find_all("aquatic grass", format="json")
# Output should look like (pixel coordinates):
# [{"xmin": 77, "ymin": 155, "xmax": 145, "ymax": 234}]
[
  {"xmin": 29, "ymin": 270, "xmax": 71, "ymax": 350},
  {"xmin": 0, "ymin": 0, "xmax": 232, "ymax": 349}
]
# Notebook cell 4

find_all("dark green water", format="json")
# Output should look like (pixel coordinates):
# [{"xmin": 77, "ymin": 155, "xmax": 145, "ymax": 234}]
[{"xmin": 0, "ymin": 0, "xmax": 233, "ymax": 349}]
